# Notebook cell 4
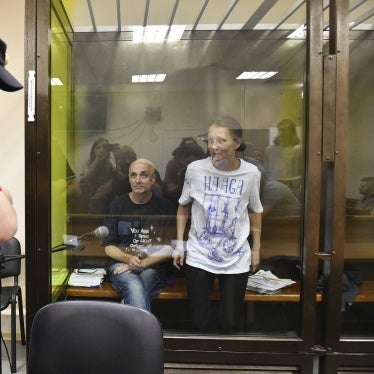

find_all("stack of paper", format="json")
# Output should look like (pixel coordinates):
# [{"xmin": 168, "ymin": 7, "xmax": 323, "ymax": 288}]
[
  {"xmin": 68, "ymin": 268, "xmax": 106, "ymax": 288},
  {"xmin": 246, "ymin": 270, "xmax": 295, "ymax": 294}
]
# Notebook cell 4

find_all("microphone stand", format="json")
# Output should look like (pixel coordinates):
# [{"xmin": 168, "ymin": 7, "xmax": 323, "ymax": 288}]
[
  {"xmin": 51, "ymin": 243, "xmax": 85, "ymax": 253},
  {"xmin": 0, "ymin": 253, "xmax": 25, "ymax": 374}
]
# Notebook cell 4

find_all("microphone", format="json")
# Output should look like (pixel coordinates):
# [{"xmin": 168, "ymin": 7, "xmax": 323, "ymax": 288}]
[
  {"xmin": 52, "ymin": 226, "xmax": 109, "ymax": 253},
  {"xmin": 76, "ymin": 226, "xmax": 110, "ymax": 241},
  {"xmin": 65, "ymin": 226, "xmax": 109, "ymax": 244}
]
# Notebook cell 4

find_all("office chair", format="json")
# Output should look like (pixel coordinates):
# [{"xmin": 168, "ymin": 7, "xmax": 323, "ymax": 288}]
[
  {"xmin": 0, "ymin": 237, "xmax": 26, "ymax": 374},
  {"xmin": 28, "ymin": 300, "xmax": 164, "ymax": 374}
]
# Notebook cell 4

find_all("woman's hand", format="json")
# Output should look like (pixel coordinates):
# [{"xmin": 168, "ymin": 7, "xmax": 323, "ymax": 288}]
[
  {"xmin": 250, "ymin": 247, "xmax": 260, "ymax": 273},
  {"xmin": 172, "ymin": 241, "xmax": 185, "ymax": 270}
]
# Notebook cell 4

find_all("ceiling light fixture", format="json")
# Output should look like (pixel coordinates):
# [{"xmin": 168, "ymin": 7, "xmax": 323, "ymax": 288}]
[
  {"xmin": 236, "ymin": 71, "xmax": 278, "ymax": 80},
  {"xmin": 132, "ymin": 74, "xmax": 166, "ymax": 83},
  {"xmin": 287, "ymin": 24, "xmax": 306, "ymax": 39},
  {"xmin": 133, "ymin": 25, "xmax": 185, "ymax": 43},
  {"xmin": 50, "ymin": 78, "xmax": 64, "ymax": 86}
]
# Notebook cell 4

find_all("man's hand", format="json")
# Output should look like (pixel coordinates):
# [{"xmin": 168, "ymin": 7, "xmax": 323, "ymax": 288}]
[
  {"xmin": 127, "ymin": 255, "xmax": 144, "ymax": 272},
  {"xmin": 113, "ymin": 263, "xmax": 131, "ymax": 275},
  {"xmin": 113, "ymin": 255, "xmax": 144, "ymax": 274}
]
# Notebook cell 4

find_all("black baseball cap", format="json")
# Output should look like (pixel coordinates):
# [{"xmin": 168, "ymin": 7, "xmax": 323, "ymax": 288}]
[{"xmin": 0, "ymin": 39, "xmax": 23, "ymax": 92}]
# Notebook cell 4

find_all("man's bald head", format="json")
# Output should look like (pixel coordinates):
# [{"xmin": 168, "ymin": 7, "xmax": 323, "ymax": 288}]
[{"xmin": 129, "ymin": 158, "xmax": 155, "ymax": 175}]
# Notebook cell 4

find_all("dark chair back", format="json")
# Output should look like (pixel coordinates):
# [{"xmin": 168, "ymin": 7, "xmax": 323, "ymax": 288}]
[
  {"xmin": 0, "ymin": 237, "xmax": 22, "ymax": 279},
  {"xmin": 0, "ymin": 237, "xmax": 26, "ymax": 373},
  {"xmin": 28, "ymin": 300, "xmax": 164, "ymax": 374}
]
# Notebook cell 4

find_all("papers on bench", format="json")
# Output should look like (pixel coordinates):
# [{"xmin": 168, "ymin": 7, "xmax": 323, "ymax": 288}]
[
  {"xmin": 246, "ymin": 270, "xmax": 295, "ymax": 294},
  {"xmin": 68, "ymin": 268, "xmax": 107, "ymax": 288}
]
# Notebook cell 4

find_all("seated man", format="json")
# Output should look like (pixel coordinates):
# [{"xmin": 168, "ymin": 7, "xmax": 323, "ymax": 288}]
[
  {"xmin": 89, "ymin": 146, "xmax": 166, "ymax": 214},
  {"xmin": 102, "ymin": 158, "xmax": 176, "ymax": 311},
  {"xmin": 355, "ymin": 176, "xmax": 374, "ymax": 213}
]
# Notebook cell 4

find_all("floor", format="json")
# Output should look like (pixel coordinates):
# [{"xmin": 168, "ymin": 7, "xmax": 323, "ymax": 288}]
[
  {"xmin": 1, "ymin": 340, "xmax": 27, "ymax": 374},
  {"xmin": 1, "ymin": 340, "xmax": 304, "ymax": 373}
]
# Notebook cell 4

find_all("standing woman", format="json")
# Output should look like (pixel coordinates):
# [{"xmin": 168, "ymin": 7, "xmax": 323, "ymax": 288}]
[{"xmin": 173, "ymin": 116, "xmax": 263, "ymax": 331}]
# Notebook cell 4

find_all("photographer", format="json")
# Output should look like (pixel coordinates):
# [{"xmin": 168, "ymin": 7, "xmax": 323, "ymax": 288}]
[{"xmin": 79, "ymin": 137, "xmax": 117, "ymax": 212}]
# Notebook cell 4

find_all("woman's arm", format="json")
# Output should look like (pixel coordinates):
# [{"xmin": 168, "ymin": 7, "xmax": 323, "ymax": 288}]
[
  {"xmin": 141, "ymin": 246, "xmax": 173, "ymax": 268},
  {"xmin": 249, "ymin": 212, "xmax": 262, "ymax": 272},
  {"xmin": 172, "ymin": 203, "xmax": 191, "ymax": 269},
  {"xmin": 83, "ymin": 157, "xmax": 107, "ymax": 181}
]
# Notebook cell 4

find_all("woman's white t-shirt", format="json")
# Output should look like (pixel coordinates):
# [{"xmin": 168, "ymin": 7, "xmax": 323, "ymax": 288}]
[{"xmin": 179, "ymin": 157, "xmax": 263, "ymax": 274}]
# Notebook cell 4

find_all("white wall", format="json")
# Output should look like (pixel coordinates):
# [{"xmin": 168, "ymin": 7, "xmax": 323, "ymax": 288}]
[
  {"xmin": 73, "ymin": 82, "xmax": 303, "ymax": 178},
  {"xmin": 0, "ymin": 0, "xmax": 25, "ymax": 336}
]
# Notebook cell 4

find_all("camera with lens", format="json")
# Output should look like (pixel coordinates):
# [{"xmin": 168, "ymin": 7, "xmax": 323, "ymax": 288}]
[{"xmin": 103, "ymin": 143, "xmax": 120, "ymax": 152}]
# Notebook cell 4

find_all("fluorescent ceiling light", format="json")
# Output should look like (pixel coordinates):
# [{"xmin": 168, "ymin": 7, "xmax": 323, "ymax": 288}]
[
  {"xmin": 50, "ymin": 77, "xmax": 63, "ymax": 86},
  {"xmin": 133, "ymin": 25, "xmax": 185, "ymax": 43},
  {"xmin": 287, "ymin": 24, "xmax": 306, "ymax": 39},
  {"xmin": 236, "ymin": 71, "xmax": 278, "ymax": 80},
  {"xmin": 132, "ymin": 74, "xmax": 166, "ymax": 83},
  {"xmin": 166, "ymin": 25, "xmax": 185, "ymax": 42}
]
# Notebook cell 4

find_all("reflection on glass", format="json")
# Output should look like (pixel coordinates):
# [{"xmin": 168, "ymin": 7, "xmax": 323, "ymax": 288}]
[
  {"xmin": 51, "ymin": 1, "xmax": 306, "ymax": 336},
  {"xmin": 50, "ymin": 9, "xmax": 73, "ymax": 301},
  {"xmin": 342, "ymin": 30, "xmax": 374, "ymax": 337},
  {"xmin": 264, "ymin": 119, "xmax": 302, "ymax": 200}
]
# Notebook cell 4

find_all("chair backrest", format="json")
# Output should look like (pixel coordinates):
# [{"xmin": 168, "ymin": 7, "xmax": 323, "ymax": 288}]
[
  {"xmin": 28, "ymin": 300, "xmax": 164, "ymax": 374},
  {"xmin": 0, "ymin": 237, "xmax": 21, "ymax": 279}
]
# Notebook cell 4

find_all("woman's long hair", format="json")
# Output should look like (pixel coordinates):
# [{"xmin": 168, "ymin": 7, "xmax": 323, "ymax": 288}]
[
  {"xmin": 89, "ymin": 136, "xmax": 110, "ymax": 163},
  {"xmin": 274, "ymin": 119, "xmax": 300, "ymax": 146}
]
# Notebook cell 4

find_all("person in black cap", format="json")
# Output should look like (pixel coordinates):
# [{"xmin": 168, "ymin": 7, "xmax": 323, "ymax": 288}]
[
  {"xmin": 0, "ymin": 39, "xmax": 22, "ymax": 240},
  {"xmin": 0, "ymin": 38, "xmax": 23, "ymax": 92}
]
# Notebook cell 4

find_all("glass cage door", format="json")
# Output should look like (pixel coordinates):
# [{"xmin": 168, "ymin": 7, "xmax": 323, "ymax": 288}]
[{"xmin": 50, "ymin": 0, "xmax": 308, "ymax": 339}]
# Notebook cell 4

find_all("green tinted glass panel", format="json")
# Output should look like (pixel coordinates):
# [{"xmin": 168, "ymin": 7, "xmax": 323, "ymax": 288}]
[{"xmin": 50, "ymin": 8, "xmax": 73, "ymax": 301}]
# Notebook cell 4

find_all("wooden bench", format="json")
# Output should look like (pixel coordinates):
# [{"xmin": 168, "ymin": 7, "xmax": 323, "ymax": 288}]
[
  {"xmin": 63, "ymin": 213, "xmax": 374, "ymax": 304},
  {"xmin": 64, "ymin": 278, "xmax": 374, "ymax": 303}
]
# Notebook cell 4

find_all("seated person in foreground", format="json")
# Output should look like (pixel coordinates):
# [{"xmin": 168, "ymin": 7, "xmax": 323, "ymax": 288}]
[
  {"xmin": 102, "ymin": 158, "xmax": 176, "ymax": 311},
  {"xmin": 354, "ymin": 176, "xmax": 374, "ymax": 214}
]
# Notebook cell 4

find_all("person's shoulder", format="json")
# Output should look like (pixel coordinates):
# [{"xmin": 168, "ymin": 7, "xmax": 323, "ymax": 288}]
[
  {"xmin": 151, "ymin": 193, "xmax": 174, "ymax": 205},
  {"xmin": 166, "ymin": 156, "xmax": 180, "ymax": 167},
  {"xmin": 151, "ymin": 195, "xmax": 177, "ymax": 213},
  {"xmin": 264, "ymin": 180, "xmax": 289, "ymax": 196},
  {"xmin": 188, "ymin": 157, "xmax": 209, "ymax": 169},
  {"xmin": 113, "ymin": 193, "xmax": 131, "ymax": 205},
  {"xmin": 241, "ymin": 159, "xmax": 261, "ymax": 173}
]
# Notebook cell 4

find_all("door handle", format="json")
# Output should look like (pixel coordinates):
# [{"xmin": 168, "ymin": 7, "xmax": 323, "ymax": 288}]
[{"xmin": 314, "ymin": 251, "xmax": 336, "ymax": 259}]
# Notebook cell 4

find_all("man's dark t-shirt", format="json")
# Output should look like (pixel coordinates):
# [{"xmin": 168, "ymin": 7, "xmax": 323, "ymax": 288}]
[{"xmin": 102, "ymin": 194, "xmax": 176, "ymax": 250}]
